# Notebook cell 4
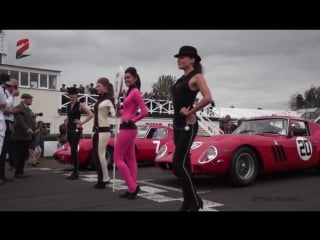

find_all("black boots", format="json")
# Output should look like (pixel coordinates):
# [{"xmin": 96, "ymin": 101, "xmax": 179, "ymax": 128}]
[
  {"xmin": 66, "ymin": 173, "xmax": 79, "ymax": 180},
  {"xmin": 94, "ymin": 180, "xmax": 111, "ymax": 189},
  {"xmin": 188, "ymin": 197, "xmax": 203, "ymax": 212},
  {"xmin": 180, "ymin": 197, "xmax": 203, "ymax": 211},
  {"xmin": 119, "ymin": 185, "xmax": 141, "ymax": 199}
]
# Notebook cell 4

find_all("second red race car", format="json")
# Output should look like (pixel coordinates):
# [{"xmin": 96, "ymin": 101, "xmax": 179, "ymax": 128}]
[
  {"xmin": 155, "ymin": 116, "xmax": 320, "ymax": 186},
  {"xmin": 54, "ymin": 124, "xmax": 173, "ymax": 169}
]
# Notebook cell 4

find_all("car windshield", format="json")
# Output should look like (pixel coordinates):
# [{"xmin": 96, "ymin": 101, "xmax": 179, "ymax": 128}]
[
  {"xmin": 233, "ymin": 118, "xmax": 288, "ymax": 135},
  {"xmin": 137, "ymin": 126, "xmax": 148, "ymax": 138}
]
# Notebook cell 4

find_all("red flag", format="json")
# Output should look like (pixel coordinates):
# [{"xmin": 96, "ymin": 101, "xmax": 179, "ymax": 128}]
[{"xmin": 16, "ymin": 38, "xmax": 30, "ymax": 59}]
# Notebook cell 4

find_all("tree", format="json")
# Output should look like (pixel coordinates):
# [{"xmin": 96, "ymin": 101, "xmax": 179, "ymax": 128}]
[
  {"xmin": 296, "ymin": 94, "xmax": 304, "ymax": 109},
  {"xmin": 289, "ymin": 93, "xmax": 298, "ymax": 110},
  {"xmin": 151, "ymin": 75, "xmax": 176, "ymax": 100}
]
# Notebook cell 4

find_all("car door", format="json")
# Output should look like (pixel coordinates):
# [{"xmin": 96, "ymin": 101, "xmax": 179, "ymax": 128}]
[
  {"xmin": 279, "ymin": 120, "xmax": 318, "ymax": 169},
  {"xmin": 134, "ymin": 127, "xmax": 160, "ymax": 161}
]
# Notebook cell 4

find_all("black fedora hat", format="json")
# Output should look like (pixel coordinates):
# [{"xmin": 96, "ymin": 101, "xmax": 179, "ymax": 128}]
[
  {"xmin": 174, "ymin": 45, "xmax": 201, "ymax": 62},
  {"xmin": 67, "ymin": 87, "xmax": 78, "ymax": 94}
]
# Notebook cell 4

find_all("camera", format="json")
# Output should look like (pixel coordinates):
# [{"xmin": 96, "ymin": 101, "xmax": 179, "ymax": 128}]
[{"xmin": 33, "ymin": 112, "xmax": 43, "ymax": 117}]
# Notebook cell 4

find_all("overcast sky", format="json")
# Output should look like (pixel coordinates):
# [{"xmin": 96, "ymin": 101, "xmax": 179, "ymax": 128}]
[{"xmin": 2, "ymin": 30, "xmax": 320, "ymax": 110}]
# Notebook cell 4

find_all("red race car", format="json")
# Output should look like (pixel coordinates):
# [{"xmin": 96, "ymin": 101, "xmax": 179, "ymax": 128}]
[
  {"xmin": 54, "ymin": 124, "xmax": 173, "ymax": 169},
  {"xmin": 155, "ymin": 116, "xmax": 320, "ymax": 186}
]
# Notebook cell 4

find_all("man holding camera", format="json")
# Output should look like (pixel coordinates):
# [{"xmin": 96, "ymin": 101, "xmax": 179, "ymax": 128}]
[{"xmin": 12, "ymin": 93, "xmax": 36, "ymax": 178}]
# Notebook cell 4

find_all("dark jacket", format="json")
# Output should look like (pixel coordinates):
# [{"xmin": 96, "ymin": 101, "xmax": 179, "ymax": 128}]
[{"xmin": 12, "ymin": 103, "xmax": 35, "ymax": 141}]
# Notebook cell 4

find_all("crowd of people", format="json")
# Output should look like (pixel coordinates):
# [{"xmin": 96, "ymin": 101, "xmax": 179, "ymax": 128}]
[
  {"xmin": 60, "ymin": 82, "xmax": 171, "ymax": 102},
  {"xmin": 60, "ymin": 83, "xmax": 97, "ymax": 95},
  {"xmin": 0, "ymin": 73, "xmax": 46, "ymax": 185}
]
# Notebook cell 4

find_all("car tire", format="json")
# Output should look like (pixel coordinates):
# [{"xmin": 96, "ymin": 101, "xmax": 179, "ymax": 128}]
[
  {"xmin": 88, "ymin": 151, "xmax": 96, "ymax": 170},
  {"xmin": 88, "ymin": 147, "xmax": 114, "ymax": 170},
  {"xmin": 228, "ymin": 147, "xmax": 258, "ymax": 187}
]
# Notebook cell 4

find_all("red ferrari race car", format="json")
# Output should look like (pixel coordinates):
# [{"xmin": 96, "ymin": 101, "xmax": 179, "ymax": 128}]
[
  {"xmin": 155, "ymin": 116, "xmax": 320, "ymax": 186},
  {"xmin": 54, "ymin": 124, "xmax": 173, "ymax": 169}
]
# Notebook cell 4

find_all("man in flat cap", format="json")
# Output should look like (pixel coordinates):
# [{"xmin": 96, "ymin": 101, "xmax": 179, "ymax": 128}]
[{"xmin": 12, "ymin": 93, "xmax": 35, "ymax": 178}]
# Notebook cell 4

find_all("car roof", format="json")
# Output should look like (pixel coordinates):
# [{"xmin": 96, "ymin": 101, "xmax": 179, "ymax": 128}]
[{"xmin": 246, "ymin": 115, "xmax": 310, "ymax": 121}]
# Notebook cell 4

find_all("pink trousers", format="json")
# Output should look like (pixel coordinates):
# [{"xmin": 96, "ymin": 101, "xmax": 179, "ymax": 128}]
[{"xmin": 114, "ymin": 129, "xmax": 138, "ymax": 193}]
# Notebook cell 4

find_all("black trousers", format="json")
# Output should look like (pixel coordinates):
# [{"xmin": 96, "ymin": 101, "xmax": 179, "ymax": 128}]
[
  {"xmin": 0, "ymin": 121, "xmax": 15, "ymax": 177},
  {"xmin": 172, "ymin": 122, "xmax": 201, "ymax": 208},
  {"xmin": 13, "ymin": 140, "xmax": 29, "ymax": 176},
  {"xmin": 92, "ymin": 132, "xmax": 102, "ymax": 181},
  {"xmin": 67, "ymin": 129, "xmax": 82, "ymax": 176}
]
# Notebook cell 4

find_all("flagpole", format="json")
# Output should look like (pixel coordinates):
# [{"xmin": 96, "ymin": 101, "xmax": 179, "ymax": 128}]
[{"xmin": 113, "ymin": 66, "xmax": 124, "ymax": 192}]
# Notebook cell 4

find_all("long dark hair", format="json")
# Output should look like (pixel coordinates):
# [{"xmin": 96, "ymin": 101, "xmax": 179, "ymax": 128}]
[
  {"xmin": 193, "ymin": 61, "xmax": 203, "ymax": 74},
  {"xmin": 125, "ymin": 67, "xmax": 141, "ymax": 96}
]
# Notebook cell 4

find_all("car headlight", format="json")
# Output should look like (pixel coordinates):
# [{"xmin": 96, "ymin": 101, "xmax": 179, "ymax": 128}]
[
  {"xmin": 198, "ymin": 146, "xmax": 218, "ymax": 164},
  {"xmin": 59, "ymin": 145, "xmax": 68, "ymax": 150},
  {"xmin": 155, "ymin": 145, "xmax": 167, "ymax": 160}
]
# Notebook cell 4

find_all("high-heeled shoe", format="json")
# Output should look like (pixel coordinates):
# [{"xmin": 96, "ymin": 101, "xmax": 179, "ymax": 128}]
[
  {"xmin": 188, "ymin": 197, "xmax": 203, "ymax": 212},
  {"xmin": 66, "ymin": 173, "xmax": 79, "ymax": 180},
  {"xmin": 179, "ymin": 202, "xmax": 189, "ymax": 211},
  {"xmin": 94, "ymin": 181, "xmax": 109, "ymax": 189},
  {"xmin": 119, "ymin": 191, "xmax": 130, "ymax": 198},
  {"xmin": 127, "ymin": 185, "xmax": 141, "ymax": 200}
]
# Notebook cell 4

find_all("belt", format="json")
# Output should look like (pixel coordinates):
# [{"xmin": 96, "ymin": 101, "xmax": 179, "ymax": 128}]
[
  {"xmin": 93, "ymin": 126, "xmax": 111, "ymax": 133},
  {"xmin": 120, "ymin": 122, "xmax": 137, "ymax": 129},
  {"xmin": 5, "ymin": 120, "xmax": 14, "ymax": 123}
]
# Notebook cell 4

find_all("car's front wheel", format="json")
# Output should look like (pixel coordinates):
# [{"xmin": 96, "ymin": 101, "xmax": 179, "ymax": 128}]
[{"xmin": 227, "ymin": 147, "xmax": 258, "ymax": 187}]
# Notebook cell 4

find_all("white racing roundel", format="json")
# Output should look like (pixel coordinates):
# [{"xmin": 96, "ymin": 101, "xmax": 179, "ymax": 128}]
[{"xmin": 296, "ymin": 137, "xmax": 312, "ymax": 161}]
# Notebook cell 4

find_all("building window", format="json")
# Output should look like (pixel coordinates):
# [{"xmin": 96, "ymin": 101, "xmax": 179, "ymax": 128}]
[
  {"xmin": 40, "ymin": 74, "xmax": 48, "ymax": 88},
  {"xmin": 20, "ymin": 71, "xmax": 29, "ymax": 86},
  {"xmin": 30, "ymin": 72, "xmax": 39, "ymax": 88},
  {"xmin": 49, "ymin": 75, "xmax": 57, "ymax": 90},
  {"xmin": 10, "ymin": 70, "xmax": 19, "ymax": 81},
  {"xmin": 0, "ymin": 69, "xmax": 9, "ymax": 75}
]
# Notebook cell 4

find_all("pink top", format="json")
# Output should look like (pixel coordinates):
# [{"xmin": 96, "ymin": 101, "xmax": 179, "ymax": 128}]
[{"xmin": 119, "ymin": 88, "xmax": 148, "ymax": 123}]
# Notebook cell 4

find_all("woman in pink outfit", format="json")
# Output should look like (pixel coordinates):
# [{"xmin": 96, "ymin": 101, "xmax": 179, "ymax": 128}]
[{"xmin": 114, "ymin": 67, "xmax": 148, "ymax": 199}]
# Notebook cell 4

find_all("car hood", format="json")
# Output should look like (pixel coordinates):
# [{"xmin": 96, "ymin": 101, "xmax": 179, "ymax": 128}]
[{"xmin": 164, "ymin": 133, "xmax": 285, "ymax": 152}]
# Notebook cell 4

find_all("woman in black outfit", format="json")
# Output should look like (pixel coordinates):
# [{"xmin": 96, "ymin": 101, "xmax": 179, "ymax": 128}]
[
  {"xmin": 171, "ymin": 46, "xmax": 213, "ymax": 211},
  {"xmin": 66, "ymin": 87, "xmax": 93, "ymax": 180}
]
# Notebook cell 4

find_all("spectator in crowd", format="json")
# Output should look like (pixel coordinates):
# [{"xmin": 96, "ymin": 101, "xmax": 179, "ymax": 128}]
[
  {"xmin": 85, "ymin": 85, "xmax": 90, "ymax": 94},
  {"xmin": 0, "ymin": 73, "xmax": 8, "ymax": 158},
  {"xmin": 89, "ymin": 83, "xmax": 97, "ymax": 95},
  {"xmin": 60, "ymin": 84, "xmax": 67, "ymax": 92},
  {"xmin": 58, "ymin": 118, "xmax": 68, "ymax": 147},
  {"xmin": 33, "ymin": 120, "xmax": 46, "ymax": 164},
  {"xmin": 78, "ymin": 84, "xmax": 85, "ymax": 94},
  {"xmin": 12, "ymin": 93, "xmax": 36, "ymax": 179},
  {"xmin": 0, "ymin": 78, "xmax": 19, "ymax": 184},
  {"xmin": 222, "ymin": 114, "xmax": 236, "ymax": 134}
]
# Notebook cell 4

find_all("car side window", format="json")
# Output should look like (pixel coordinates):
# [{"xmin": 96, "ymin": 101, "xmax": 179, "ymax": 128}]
[
  {"xmin": 153, "ymin": 128, "xmax": 167, "ymax": 139},
  {"xmin": 137, "ymin": 126, "xmax": 148, "ymax": 138},
  {"xmin": 147, "ymin": 128, "xmax": 156, "ymax": 139},
  {"xmin": 146, "ymin": 128, "xmax": 167, "ymax": 139},
  {"xmin": 291, "ymin": 121, "xmax": 309, "ymax": 136}
]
